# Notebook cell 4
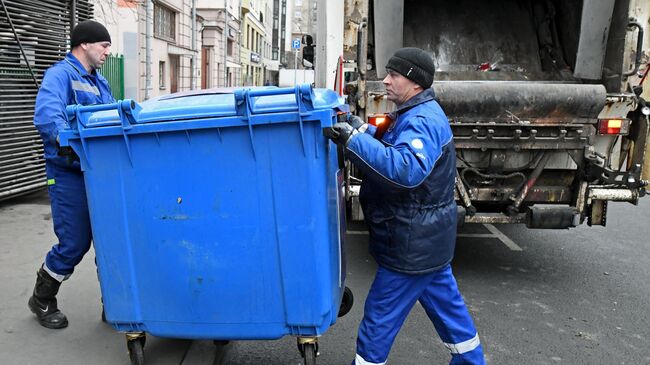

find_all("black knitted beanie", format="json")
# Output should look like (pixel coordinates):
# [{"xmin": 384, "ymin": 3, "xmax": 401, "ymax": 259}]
[
  {"xmin": 385, "ymin": 47, "xmax": 435, "ymax": 88},
  {"xmin": 71, "ymin": 20, "xmax": 111, "ymax": 48}
]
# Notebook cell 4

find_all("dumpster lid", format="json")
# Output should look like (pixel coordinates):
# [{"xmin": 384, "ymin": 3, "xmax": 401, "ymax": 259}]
[{"xmin": 77, "ymin": 86, "xmax": 347, "ymax": 127}]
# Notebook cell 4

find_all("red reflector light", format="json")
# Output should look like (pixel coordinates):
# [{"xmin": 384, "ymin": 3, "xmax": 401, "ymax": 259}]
[
  {"xmin": 368, "ymin": 115, "xmax": 388, "ymax": 126},
  {"xmin": 598, "ymin": 119, "xmax": 630, "ymax": 135}
]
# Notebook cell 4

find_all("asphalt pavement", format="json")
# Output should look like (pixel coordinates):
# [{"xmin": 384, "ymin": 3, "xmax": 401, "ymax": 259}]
[{"xmin": 1, "ymin": 190, "xmax": 649, "ymax": 364}]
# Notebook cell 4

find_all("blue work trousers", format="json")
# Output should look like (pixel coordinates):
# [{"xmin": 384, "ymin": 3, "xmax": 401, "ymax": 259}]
[
  {"xmin": 355, "ymin": 265, "xmax": 485, "ymax": 365},
  {"xmin": 44, "ymin": 162, "xmax": 93, "ymax": 277}
]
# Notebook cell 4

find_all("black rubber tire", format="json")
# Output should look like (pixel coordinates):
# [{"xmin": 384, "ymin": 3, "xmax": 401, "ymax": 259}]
[
  {"xmin": 127, "ymin": 338, "xmax": 145, "ymax": 365},
  {"xmin": 302, "ymin": 343, "xmax": 317, "ymax": 365},
  {"xmin": 213, "ymin": 340, "xmax": 231, "ymax": 365},
  {"xmin": 338, "ymin": 286, "xmax": 354, "ymax": 318}
]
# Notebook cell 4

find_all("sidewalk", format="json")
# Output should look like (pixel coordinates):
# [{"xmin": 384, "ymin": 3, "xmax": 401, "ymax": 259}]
[
  {"xmin": 0, "ymin": 190, "xmax": 218, "ymax": 365},
  {"xmin": 1, "ymin": 189, "xmax": 447, "ymax": 364}
]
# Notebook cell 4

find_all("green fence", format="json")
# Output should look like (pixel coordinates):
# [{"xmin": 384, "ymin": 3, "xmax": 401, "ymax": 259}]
[{"xmin": 102, "ymin": 54, "xmax": 124, "ymax": 100}]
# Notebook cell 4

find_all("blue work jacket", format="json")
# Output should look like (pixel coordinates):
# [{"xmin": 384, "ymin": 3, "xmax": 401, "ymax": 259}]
[
  {"xmin": 34, "ymin": 53, "xmax": 115, "ymax": 170},
  {"xmin": 346, "ymin": 88, "xmax": 457, "ymax": 274}
]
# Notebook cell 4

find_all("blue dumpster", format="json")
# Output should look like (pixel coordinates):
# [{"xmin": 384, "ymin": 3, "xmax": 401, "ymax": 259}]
[{"xmin": 59, "ymin": 85, "xmax": 349, "ymax": 364}]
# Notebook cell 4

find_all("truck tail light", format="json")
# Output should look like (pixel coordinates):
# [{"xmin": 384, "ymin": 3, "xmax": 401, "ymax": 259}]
[
  {"xmin": 368, "ymin": 114, "xmax": 388, "ymax": 126},
  {"xmin": 597, "ymin": 119, "xmax": 630, "ymax": 135},
  {"xmin": 368, "ymin": 114, "xmax": 392, "ymax": 140}
]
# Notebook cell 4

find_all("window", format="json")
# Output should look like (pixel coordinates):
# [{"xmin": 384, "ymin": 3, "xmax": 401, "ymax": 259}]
[
  {"xmin": 227, "ymin": 39, "xmax": 234, "ymax": 56},
  {"xmin": 154, "ymin": 4, "xmax": 176, "ymax": 41},
  {"xmin": 159, "ymin": 61, "xmax": 166, "ymax": 89}
]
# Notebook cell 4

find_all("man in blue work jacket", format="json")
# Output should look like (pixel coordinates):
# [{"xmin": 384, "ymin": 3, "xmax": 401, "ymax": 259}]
[
  {"xmin": 326, "ymin": 47, "xmax": 485, "ymax": 364},
  {"xmin": 28, "ymin": 20, "xmax": 115, "ymax": 329}
]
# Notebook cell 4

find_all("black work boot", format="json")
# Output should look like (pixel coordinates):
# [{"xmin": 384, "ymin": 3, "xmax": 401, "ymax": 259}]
[{"xmin": 28, "ymin": 266, "xmax": 68, "ymax": 329}]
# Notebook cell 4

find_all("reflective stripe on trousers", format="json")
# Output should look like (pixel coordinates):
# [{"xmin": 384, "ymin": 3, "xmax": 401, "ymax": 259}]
[
  {"xmin": 44, "ymin": 162, "xmax": 93, "ymax": 276},
  {"xmin": 354, "ymin": 353, "xmax": 385, "ymax": 365},
  {"xmin": 354, "ymin": 264, "xmax": 485, "ymax": 365}
]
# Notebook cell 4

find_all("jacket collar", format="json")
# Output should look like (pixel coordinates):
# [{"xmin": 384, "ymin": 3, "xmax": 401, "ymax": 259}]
[
  {"xmin": 388, "ymin": 88, "xmax": 436, "ymax": 120},
  {"xmin": 65, "ymin": 53, "xmax": 94, "ymax": 77}
]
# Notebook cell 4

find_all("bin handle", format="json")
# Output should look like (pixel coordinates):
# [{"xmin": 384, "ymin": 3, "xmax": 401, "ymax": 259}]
[
  {"xmin": 64, "ymin": 100, "xmax": 140, "ymax": 168},
  {"xmin": 244, "ymin": 84, "xmax": 314, "ymax": 101},
  {"xmin": 233, "ymin": 84, "xmax": 315, "ymax": 116},
  {"xmin": 65, "ymin": 99, "xmax": 141, "ymax": 128},
  {"xmin": 233, "ymin": 85, "xmax": 315, "ymax": 159}
]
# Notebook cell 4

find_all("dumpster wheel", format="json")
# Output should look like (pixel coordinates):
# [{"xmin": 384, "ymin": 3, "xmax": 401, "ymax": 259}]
[
  {"xmin": 297, "ymin": 337, "xmax": 318, "ymax": 365},
  {"xmin": 338, "ymin": 286, "xmax": 354, "ymax": 317},
  {"xmin": 126, "ymin": 333, "xmax": 146, "ymax": 365}
]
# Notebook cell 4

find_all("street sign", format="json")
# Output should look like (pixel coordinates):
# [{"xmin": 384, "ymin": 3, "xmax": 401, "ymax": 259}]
[{"xmin": 292, "ymin": 38, "xmax": 301, "ymax": 49}]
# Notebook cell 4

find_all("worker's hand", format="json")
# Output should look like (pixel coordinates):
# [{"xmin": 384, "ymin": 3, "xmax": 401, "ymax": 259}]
[
  {"xmin": 324, "ymin": 122, "xmax": 357, "ymax": 146},
  {"xmin": 346, "ymin": 115, "xmax": 367, "ymax": 132}
]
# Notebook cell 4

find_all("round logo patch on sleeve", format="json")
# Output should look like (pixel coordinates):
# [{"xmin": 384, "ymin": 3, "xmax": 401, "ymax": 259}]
[{"xmin": 411, "ymin": 138, "xmax": 424, "ymax": 149}]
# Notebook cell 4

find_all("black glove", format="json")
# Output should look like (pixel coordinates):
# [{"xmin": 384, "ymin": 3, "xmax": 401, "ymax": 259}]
[
  {"xmin": 324, "ymin": 122, "xmax": 357, "ymax": 146},
  {"xmin": 346, "ymin": 115, "xmax": 366, "ymax": 130}
]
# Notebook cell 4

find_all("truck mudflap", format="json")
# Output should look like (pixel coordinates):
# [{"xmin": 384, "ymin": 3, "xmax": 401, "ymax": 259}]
[{"xmin": 634, "ymin": 98, "xmax": 650, "ymax": 190}]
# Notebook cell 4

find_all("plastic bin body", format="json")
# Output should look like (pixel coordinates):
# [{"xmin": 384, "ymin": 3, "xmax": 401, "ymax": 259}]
[{"xmin": 60, "ymin": 86, "xmax": 348, "ymax": 340}]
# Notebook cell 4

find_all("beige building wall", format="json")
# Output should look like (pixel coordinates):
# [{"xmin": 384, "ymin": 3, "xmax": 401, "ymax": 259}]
[
  {"xmin": 137, "ymin": 0, "xmax": 201, "ymax": 98},
  {"xmin": 241, "ymin": 0, "xmax": 269, "ymax": 86},
  {"xmin": 198, "ymin": 0, "xmax": 242, "ymax": 88},
  {"xmin": 93, "ymin": 0, "xmax": 139, "ymax": 55},
  {"xmin": 95, "ymin": 0, "xmax": 278, "ymax": 92},
  {"xmin": 92, "ymin": 0, "xmax": 203, "ymax": 100},
  {"xmin": 92, "ymin": 0, "xmax": 140, "ymax": 99}
]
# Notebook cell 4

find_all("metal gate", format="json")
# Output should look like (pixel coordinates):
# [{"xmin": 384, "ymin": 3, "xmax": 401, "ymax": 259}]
[
  {"xmin": 102, "ymin": 54, "xmax": 125, "ymax": 100},
  {"xmin": 0, "ymin": 0, "xmax": 93, "ymax": 201}
]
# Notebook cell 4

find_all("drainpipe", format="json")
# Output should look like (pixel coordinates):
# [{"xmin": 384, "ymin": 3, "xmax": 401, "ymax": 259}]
[
  {"xmin": 191, "ymin": 0, "xmax": 197, "ymax": 89},
  {"xmin": 224, "ymin": 0, "xmax": 229, "ymax": 87},
  {"xmin": 238, "ymin": 0, "xmax": 242, "ymax": 86},
  {"xmin": 70, "ymin": 0, "xmax": 76, "ymax": 34},
  {"xmin": 145, "ymin": 0, "xmax": 153, "ymax": 100}
]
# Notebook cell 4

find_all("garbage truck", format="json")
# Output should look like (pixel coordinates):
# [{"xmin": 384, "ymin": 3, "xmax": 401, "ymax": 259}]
[{"xmin": 341, "ymin": 0, "xmax": 650, "ymax": 228}]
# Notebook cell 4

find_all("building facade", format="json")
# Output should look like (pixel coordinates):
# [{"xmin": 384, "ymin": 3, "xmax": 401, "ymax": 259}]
[
  {"xmin": 287, "ymin": 0, "xmax": 315, "ymax": 69},
  {"xmin": 197, "ymin": 0, "xmax": 242, "ymax": 88},
  {"xmin": 240, "ymin": 0, "xmax": 268, "ymax": 86},
  {"xmin": 268, "ymin": 0, "xmax": 288, "ymax": 84},
  {"xmin": 94, "ymin": 0, "xmax": 285, "ymax": 97},
  {"xmin": 95, "ymin": 0, "xmax": 202, "ymax": 100}
]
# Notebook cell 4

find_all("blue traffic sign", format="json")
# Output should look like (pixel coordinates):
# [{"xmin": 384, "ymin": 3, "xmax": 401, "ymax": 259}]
[{"xmin": 292, "ymin": 39, "xmax": 301, "ymax": 49}]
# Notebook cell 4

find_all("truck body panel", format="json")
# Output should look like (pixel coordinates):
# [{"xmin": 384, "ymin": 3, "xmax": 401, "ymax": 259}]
[{"xmin": 342, "ymin": 0, "xmax": 650, "ymax": 227}]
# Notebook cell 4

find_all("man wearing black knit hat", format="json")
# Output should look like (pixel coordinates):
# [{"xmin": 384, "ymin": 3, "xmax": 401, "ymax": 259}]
[
  {"xmin": 326, "ymin": 47, "xmax": 485, "ymax": 364},
  {"xmin": 28, "ymin": 20, "xmax": 115, "ymax": 329}
]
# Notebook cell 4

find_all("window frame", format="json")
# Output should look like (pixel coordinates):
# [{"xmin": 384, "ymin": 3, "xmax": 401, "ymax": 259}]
[
  {"xmin": 159, "ymin": 61, "xmax": 166, "ymax": 89},
  {"xmin": 154, "ymin": 3, "xmax": 177, "ymax": 42}
]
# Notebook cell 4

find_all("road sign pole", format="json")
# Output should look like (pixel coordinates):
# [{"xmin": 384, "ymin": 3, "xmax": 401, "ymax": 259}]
[{"xmin": 292, "ymin": 38, "xmax": 301, "ymax": 86}]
